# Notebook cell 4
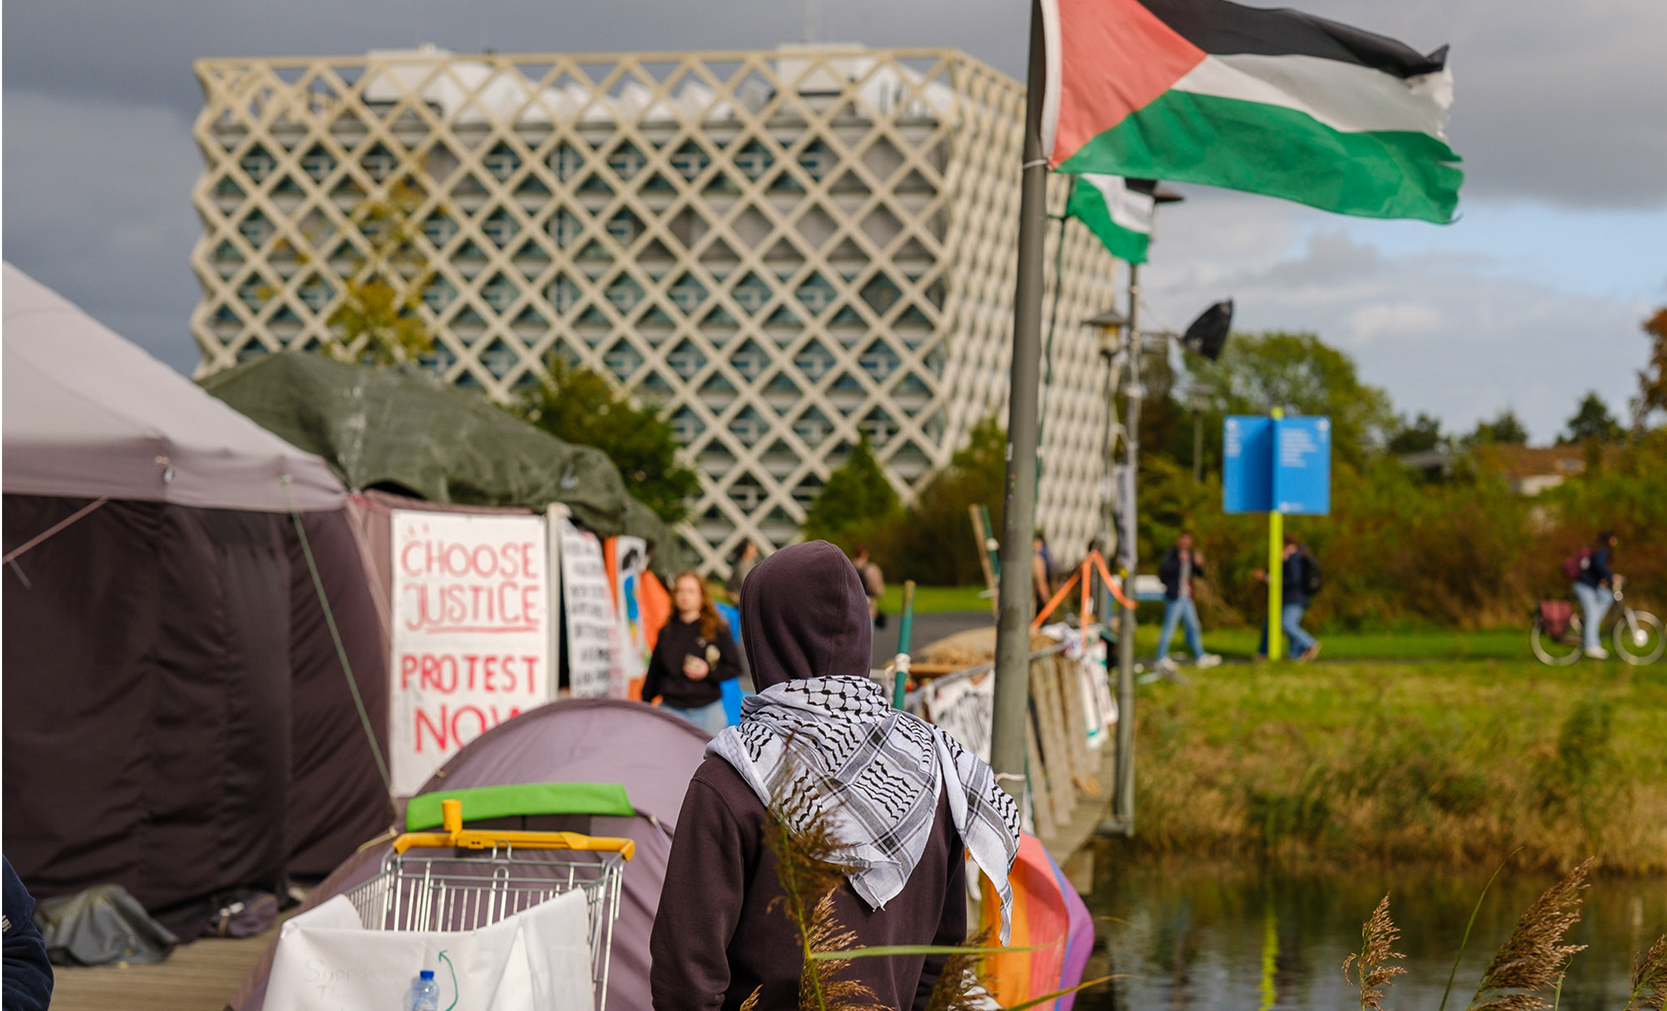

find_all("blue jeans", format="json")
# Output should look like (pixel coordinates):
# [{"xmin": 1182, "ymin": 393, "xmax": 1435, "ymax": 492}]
[
  {"xmin": 1573, "ymin": 581, "xmax": 1612, "ymax": 651},
  {"xmin": 663, "ymin": 699, "xmax": 729, "ymax": 734},
  {"xmin": 1155, "ymin": 597, "xmax": 1204, "ymax": 660},
  {"xmin": 1259, "ymin": 602, "xmax": 1317, "ymax": 656}
]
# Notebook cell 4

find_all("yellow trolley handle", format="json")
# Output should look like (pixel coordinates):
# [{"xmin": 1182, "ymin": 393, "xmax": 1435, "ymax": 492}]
[{"xmin": 392, "ymin": 798, "xmax": 636, "ymax": 861}]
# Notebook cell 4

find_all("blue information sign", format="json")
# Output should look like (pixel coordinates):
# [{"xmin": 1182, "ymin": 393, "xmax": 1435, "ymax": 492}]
[
  {"xmin": 1222, "ymin": 416, "xmax": 1274, "ymax": 513},
  {"xmin": 1273, "ymin": 416, "xmax": 1331, "ymax": 515},
  {"xmin": 1222, "ymin": 414, "xmax": 1331, "ymax": 515}
]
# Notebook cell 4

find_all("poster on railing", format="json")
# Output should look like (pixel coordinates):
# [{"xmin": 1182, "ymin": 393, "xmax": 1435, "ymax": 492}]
[
  {"xmin": 1080, "ymin": 650, "xmax": 1116, "ymax": 750},
  {"xmin": 924, "ymin": 672, "xmax": 994, "ymax": 763},
  {"xmin": 559, "ymin": 517, "xmax": 622, "ymax": 698},
  {"xmin": 389, "ymin": 510, "xmax": 551, "ymax": 795}
]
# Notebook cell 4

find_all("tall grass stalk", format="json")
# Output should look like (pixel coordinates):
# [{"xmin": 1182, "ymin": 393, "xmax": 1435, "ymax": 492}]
[
  {"xmin": 1627, "ymin": 935, "xmax": 1667, "ymax": 1011},
  {"xmin": 1465, "ymin": 857, "xmax": 1592, "ymax": 1011},
  {"xmin": 1438, "ymin": 854, "xmax": 1517, "ymax": 1011},
  {"xmin": 1342, "ymin": 894, "xmax": 1407, "ymax": 1011}
]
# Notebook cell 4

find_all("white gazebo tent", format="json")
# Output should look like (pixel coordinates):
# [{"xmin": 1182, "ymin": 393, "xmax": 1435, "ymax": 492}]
[
  {"xmin": 1, "ymin": 263, "xmax": 391, "ymax": 933},
  {"xmin": 3, "ymin": 262, "xmax": 342, "ymax": 512}
]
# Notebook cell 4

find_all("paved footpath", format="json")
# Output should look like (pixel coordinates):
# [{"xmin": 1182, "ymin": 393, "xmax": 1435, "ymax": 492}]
[{"xmin": 871, "ymin": 610, "xmax": 994, "ymax": 668}]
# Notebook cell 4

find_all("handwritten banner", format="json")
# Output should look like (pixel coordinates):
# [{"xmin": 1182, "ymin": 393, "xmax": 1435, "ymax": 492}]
[
  {"xmin": 390, "ymin": 511, "xmax": 550, "ymax": 795},
  {"xmin": 559, "ymin": 518, "xmax": 621, "ymax": 698}
]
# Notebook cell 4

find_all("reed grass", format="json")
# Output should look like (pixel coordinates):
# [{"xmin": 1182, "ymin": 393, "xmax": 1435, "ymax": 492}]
[
  {"xmin": 1339, "ymin": 860, "xmax": 1667, "ymax": 1011},
  {"xmin": 1343, "ymin": 894, "xmax": 1408, "ymax": 1010},
  {"xmin": 1128, "ymin": 659, "xmax": 1667, "ymax": 873}
]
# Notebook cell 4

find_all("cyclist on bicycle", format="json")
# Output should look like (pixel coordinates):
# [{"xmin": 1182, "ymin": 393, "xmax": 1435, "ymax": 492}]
[{"xmin": 1573, "ymin": 530, "xmax": 1619, "ymax": 659}]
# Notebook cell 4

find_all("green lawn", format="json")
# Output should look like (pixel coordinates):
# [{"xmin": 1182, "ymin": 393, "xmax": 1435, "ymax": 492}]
[
  {"xmin": 878, "ymin": 584, "xmax": 995, "ymax": 614},
  {"xmin": 880, "ymin": 586, "xmax": 1537, "ymax": 660},
  {"xmin": 1135, "ymin": 624, "xmax": 1532, "ymax": 661}
]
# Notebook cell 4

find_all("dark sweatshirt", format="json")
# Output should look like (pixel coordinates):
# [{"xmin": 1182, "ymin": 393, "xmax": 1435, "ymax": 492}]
[
  {"xmin": 650, "ymin": 541, "xmax": 971, "ymax": 1011},
  {"xmin": 642, "ymin": 614, "xmax": 741, "ymax": 709},
  {"xmin": 651, "ymin": 758, "xmax": 966, "ymax": 1011}
]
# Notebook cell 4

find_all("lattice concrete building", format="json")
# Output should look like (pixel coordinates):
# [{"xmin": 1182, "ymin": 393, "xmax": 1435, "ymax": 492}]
[{"xmin": 190, "ymin": 45, "xmax": 1124, "ymax": 572}]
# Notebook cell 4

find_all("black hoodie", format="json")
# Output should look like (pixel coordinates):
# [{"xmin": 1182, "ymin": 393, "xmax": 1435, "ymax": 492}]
[{"xmin": 649, "ymin": 542, "xmax": 965, "ymax": 1011}]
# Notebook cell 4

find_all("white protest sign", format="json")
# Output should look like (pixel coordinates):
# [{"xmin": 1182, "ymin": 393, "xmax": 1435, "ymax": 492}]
[
  {"xmin": 611, "ymin": 536, "xmax": 650, "ymax": 697},
  {"xmin": 924, "ymin": 673, "xmax": 995, "ymax": 763},
  {"xmin": 390, "ymin": 511, "xmax": 551, "ymax": 796},
  {"xmin": 559, "ymin": 518, "xmax": 622, "ymax": 698}
]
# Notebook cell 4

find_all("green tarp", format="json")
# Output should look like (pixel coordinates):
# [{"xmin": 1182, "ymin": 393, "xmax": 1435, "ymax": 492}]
[
  {"xmin": 201, "ymin": 352, "xmax": 690, "ymax": 574},
  {"xmin": 405, "ymin": 782, "xmax": 634, "ymax": 831}
]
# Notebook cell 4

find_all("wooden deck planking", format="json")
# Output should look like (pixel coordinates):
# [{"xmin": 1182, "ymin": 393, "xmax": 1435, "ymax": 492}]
[{"xmin": 49, "ymin": 912, "xmax": 289, "ymax": 1011}]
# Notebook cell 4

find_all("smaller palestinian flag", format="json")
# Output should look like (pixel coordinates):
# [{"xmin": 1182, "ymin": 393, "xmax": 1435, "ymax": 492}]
[
  {"xmin": 1040, "ymin": 0, "xmax": 1462, "ymax": 222},
  {"xmin": 1066, "ymin": 175, "xmax": 1155, "ymax": 263}
]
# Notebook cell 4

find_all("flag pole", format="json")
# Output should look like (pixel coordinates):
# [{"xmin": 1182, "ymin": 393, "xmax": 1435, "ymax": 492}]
[
  {"xmin": 1267, "ymin": 406, "xmax": 1285, "ymax": 660},
  {"xmin": 1110, "ymin": 261, "xmax": 1141, "ymax": 834},
  {"xmin": 989, "ymin": 0, "xmax": 1050, "ymax": 804}
]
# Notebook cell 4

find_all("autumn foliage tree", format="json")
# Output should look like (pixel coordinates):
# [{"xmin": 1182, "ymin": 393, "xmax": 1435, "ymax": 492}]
[
  {"xmin": 1637, "ymin": 306, "xmax": 1667, "ymax": 429},
  {"xmin": 321, "ymin": 179, "xmax": 435, "ymax": 366}
]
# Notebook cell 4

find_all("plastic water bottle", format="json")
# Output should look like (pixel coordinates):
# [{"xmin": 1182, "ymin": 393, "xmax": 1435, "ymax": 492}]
[{"xmin": 405, "ymin": 969, "xmax": 439, "ymax": 1011}]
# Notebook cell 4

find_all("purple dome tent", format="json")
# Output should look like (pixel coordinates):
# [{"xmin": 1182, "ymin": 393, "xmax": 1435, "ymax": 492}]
[{"xmin": 228, "ymin": 698, "xmax": 710, "ymax": 1011}]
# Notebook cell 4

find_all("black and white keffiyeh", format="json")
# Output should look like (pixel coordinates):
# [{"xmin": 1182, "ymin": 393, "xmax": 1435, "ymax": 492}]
[{"xmin": 707, "ymin": 675, "xmax": 1023, "ymax": 942}]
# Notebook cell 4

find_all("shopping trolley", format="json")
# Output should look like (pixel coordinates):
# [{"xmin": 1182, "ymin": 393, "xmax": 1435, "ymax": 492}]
[{"xmin": 343, "ymin": 798, "xmax": 634, "ymax": 1009}]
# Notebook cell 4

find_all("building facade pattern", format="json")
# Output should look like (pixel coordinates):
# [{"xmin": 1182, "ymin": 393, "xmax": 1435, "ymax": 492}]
[{"xmin": 190, "ymin": 47, "xmax": 1123, "ymax": 572}]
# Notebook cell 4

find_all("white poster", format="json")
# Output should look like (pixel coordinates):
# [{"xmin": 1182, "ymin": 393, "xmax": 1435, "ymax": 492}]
[
  {"xmin": 1080, "ymin": 653, "xmax": 1116, "ymax": 751},
  {"xmin": 390, "ymin": 511, "xmax": 552, "ymax": 796},
  {"xmin": 559, "ymin": 518, "xmax": 621, "ymax": 698},
  {"xmin": 924, "ymin": 673, "xmax": 995, "ymax": 764},
  {"xmin": 611, "ymin": 536, "xmax": 650, "ymax": 697}
]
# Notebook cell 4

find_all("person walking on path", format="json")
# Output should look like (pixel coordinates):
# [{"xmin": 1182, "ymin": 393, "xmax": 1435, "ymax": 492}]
[
  {"xmin": 1155, "ymin": 532, "xmax": 1222, "ymax": 672},
  {"xmin": 650, "ymin": 541, "xmax": 1021, "ymax": 1011},
  {"xmin": 1256, "ymin": 536, "xmax": 1321, "ymax": 661},
  {"xmin": 726, "ymin": 539, "xmax": 759, "ymax": 603},
  {"xmin": 1032, "ymin": 532, "xmax": 1055, "ymax": 613},
  {"xmin": 642, "ymin": 571, "xmax": 743, "ymax": 734},
  {"xmin": 1572, "ymin": 530, "xmax": 1620, "ymax": 660},
  {"xmin": 851, "ymin": 545, "xmax": 886, "ymax": 628}
]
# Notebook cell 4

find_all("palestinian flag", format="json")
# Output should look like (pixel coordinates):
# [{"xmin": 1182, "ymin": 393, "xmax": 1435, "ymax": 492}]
[
  {"xmin": 1066, "ymin": 175, "xmax": 1155, "ymax": 263},
  {"xmin": 1040, "ymin": 0, "xmax": 1463, "ymax": 222}
]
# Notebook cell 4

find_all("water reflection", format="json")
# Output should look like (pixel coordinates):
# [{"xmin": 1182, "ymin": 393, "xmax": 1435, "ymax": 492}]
[{"xmin": 1079, "ymin": 849, "xmax": 1666, "ymax": 1010}]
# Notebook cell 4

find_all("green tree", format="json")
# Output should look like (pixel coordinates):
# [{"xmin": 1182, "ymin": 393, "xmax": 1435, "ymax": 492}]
[
  {"xmin": 319, "ymin": 179, "xmax": 436, "ymax": 365},
  {"xmin": 884, "ymin": 415, "xmax": 1007, "ymax": 585},
  {"xmin": 1387, "ymin": 412, "xmax": 1447, "ymax": 455},
  {"xmin": 802, "ymin": 434, "xmax": 901, "ymax": 548},
  {"xmin": 1188, "ymin": 330, "xmax": 1394, "ymax": 469},
  {"xmin": 1559, "ymin": 392, "xmax": 1623, "ymax": 445},
  {"xmin": 515, "ymin": 358, "xmax": 701, "ymax": 524},
  {"xmin": 1465, "ymin": 409, "xmax": 1531, "ymax": 447}
]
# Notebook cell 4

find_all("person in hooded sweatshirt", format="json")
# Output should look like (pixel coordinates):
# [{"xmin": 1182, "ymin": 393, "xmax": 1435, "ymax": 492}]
[{"xmin": 650, "ymin": 541, "xmax": 1021, "ymax": 1011}]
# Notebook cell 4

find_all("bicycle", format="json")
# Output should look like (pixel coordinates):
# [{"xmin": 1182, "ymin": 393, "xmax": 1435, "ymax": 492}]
[{"xmin": 1531, "ymin": 576, "xmax": 1665, "ymax": 666}]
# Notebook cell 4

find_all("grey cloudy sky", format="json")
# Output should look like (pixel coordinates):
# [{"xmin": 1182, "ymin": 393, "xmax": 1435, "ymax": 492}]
[{"xmin": 6, "ymin": 0, "xmax": 1665, "ymax": 441}]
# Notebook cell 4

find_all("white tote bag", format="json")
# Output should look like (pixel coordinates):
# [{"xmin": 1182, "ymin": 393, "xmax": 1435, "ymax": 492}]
[{"xmin": 265, "ymin": 889, "xmax": 593, "ymax": 1011}]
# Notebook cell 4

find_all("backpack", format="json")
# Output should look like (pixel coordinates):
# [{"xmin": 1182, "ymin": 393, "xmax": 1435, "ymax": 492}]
[
  {"xmin": 1561, "ymin": 548, "xmax": 1591, "ymax": 582},
  {"xmin": 1299, "ymin": 552, "xmax": 1323, "ymax": 597},
  {"xmin": 1539, "ymin": 599, "xmax": 1573, "ymax": 640}
]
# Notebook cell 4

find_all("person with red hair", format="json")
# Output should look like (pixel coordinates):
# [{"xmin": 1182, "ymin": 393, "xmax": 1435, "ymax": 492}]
[{"xmin": 642, "ymin": 571, "xmax": 742, "ymax": 733}]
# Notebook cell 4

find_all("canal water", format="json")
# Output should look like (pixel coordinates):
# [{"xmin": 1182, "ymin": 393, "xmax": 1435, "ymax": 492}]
[{"xmin": 1078, "ymin": 851, "xmax": 1667, "ymax": 1010}]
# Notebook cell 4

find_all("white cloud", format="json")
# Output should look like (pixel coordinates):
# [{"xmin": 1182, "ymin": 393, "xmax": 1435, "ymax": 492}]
[{"xmin": 1143, "ymin": 213, "xmax": 1652, "ymax": 442}]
